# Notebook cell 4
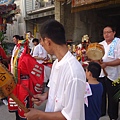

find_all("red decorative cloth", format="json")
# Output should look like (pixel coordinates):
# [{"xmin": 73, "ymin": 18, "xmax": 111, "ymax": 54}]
[
  {"xmin": 8, "ymin": 40, "xmax": 44, "ymax": 118},
  {"xmin": 0, "ymin": 46, "xmax": 7, "ymax": 59}
]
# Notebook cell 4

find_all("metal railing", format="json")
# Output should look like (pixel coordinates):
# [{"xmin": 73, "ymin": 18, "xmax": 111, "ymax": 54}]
[{"xmin": 25, "ymin": 0, "xmax": 54, "ymax": 13}]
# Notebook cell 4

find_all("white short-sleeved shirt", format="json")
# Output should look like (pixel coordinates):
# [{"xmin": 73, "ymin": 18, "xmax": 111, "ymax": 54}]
[
  {"xmin": 32, "ymin": 44, "xmax": 48, "ymax": 64},
  {"xmin": 29, "ymin": 38, "xmax": 34, "ymax": 50},
  {"xmin": 99, "ymin": 38, "xmax": 120, "ymax": 81},
  {"xmin": 45, "ymin": 51, "xmax": 86, "ymax": 120}
]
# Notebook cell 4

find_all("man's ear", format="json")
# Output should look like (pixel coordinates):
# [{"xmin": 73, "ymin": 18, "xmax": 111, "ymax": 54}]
[
  {"xmin": 89, "ymin": 71, "xmax": 92, "ymax": 77},
  {"xmin": 113, "ymin": 31, "xmax": 116, "ymax": 36},
  {"xmin": 46, "ymin": 38, "xmax": 51, "ymax": 46},
  {"xmin": 45, "ymin": 37, "xmax": 52, "ymax": 46}
]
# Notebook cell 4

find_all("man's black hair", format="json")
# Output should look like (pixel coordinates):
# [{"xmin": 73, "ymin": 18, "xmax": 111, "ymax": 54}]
[
  {"xmin": 103, "ymin": 25, "xmax": 116, "ymax": 32},
  {"xmin": 27, "ymin": 31, "xmax": 32, "ymax": 34},
  {"xmin": 13, "ymin": 35, "xmax": 20, "ymax": 40},
  {"xmin": 20, "ymin": 36, "xmax": 24, "ymax": 40},
  {"xmin": 40, "ymin": 19, "xmax": 66, "ymax": 45},
  {"xmin": 87, "ymin": 62, "xmax": 101, "ymax": 79},
  {"xmin": 32, "ymin": 38, "xmax": 39, "ymax": 44}
]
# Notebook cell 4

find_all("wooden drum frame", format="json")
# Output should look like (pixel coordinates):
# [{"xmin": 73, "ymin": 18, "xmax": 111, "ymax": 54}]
[
  {"xmin": 0, "ymin": 63, "xmax": 29, "ymax": 113},
  {"xmin": 86, "ymin": 43, "xmax": 105, "ymax": 61}
]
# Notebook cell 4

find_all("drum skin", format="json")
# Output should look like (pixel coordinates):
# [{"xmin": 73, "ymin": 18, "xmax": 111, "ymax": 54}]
[
  {"xmin": 0, "ymin": 63, "xmax": 16, "ymax": 99},
  {"xmin": 86, "ymin": 43, "xmax": 105, "ymax": 60}
]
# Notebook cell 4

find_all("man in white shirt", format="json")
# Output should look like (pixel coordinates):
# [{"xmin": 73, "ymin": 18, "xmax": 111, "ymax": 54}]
[
  {"xmin": 10, "ymin": 35, "xmax": 21, "ymax": 120},
  {"xmin": 99, "ymin": 25, "xmax": 120, "ymax": 120},
  {"xmin": 32, "ymin": 42, "xmax": 51, "ymax": 83},
  {"xmin": 27, "ymin": 31, "xmax": 34, "ymax": 51},
  {"xmin": 30, "ymin": 38, "xmax": 39, "ymax": 55},
  {"xmin": 25, "ymin": 19, "xmax": 86, "ymax": 120},
  {"xmin": 11, "ymin": 35, "xmax": 20, "ymax": 74}
]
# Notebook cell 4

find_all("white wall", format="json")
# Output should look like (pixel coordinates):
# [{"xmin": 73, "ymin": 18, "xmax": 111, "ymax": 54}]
[
  {"xmin": 6, "ymin": 22, "xmax": 18, "ymax": 42},
  {"xmin": 6, "ymin": 0, "xmax": 26, "ymax": 42}
]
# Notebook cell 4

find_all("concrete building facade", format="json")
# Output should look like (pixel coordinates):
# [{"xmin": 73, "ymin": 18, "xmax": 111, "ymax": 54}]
[
  {"xmin": 25, "ymin": 0, "xmax": 55, "ymax": 38},
  {"xmin": 55, "ymin": 0, "xmax": 120, "ymax": 43},
  {"xmin": 6, "ymin": 0, "xmax": 26, "ymax": 42},
  {"xmin": 5, "ymin": 0, "xmax": 120, "ymax": 44}
]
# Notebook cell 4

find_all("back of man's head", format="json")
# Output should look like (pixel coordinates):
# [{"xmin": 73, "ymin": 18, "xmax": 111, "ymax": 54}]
[
  {"xmin": 27, "ymin": 31, "xmax": 32, "ymax": 34},
  {"xmin": 13, "ymin": 35, "xmax": 20, "ymax": 40},
  {"xmin": 40, "ymin": 19, "xmax": 66, "ymax": 45},
  {"xmin": 32, "ymin": 38, "xmax": 39, "ymax": 43},
  {"xmin": 87, "ymin": 62, "xmax": 101, "ymax": 79}
]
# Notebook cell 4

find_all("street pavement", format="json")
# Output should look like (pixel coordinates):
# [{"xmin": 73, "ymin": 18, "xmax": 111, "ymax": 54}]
[
  {"xmin": 1, "ymin": 101, "xmax": 120, "ymax": 120},
  {"xmin": 0, "ymin": 103, "xmax": 15, "ymax": 120}
]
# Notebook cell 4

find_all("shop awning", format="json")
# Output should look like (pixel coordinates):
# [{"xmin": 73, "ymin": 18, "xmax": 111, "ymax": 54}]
[{"xmin": 71, "ymin": 0, "xmax": 120, "ymax": 13}]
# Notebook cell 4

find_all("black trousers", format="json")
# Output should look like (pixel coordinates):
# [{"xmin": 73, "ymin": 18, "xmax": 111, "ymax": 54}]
[
  {"xmin": 15, "ymin": 111, "xmax": 26, "ymax": 120},
  {"xmin": 98, "ymin": 77, "xmax": 119, "ymax": 120},
  {"xmin": 15, "ymin": 96, "xmax": 29, "ymax": 120}
]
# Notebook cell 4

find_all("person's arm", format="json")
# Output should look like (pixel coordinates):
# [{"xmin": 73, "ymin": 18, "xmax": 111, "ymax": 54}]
[
  {"xmin": 25, "ymin": 90, "xmax": 66, "ymax": 120},
  {"xmin": 106, "ymin": 59, "xmax": 120, "ymax": 66},
  {"xmin": 24, "ymin": 109, "xmax": 66, "ymax": 120},
  {"xmin": 101, "ymin": 59, "xmax": 120, "ymax": 68},
  {"xmin": 33, "ymin": 45, "xmax": 47, "ymax": 61},
  {"xmin": 34, "ymin": 56, "xmax": 47, "ymax": 61},
  {"xmin": 32, "ymin": 91, "xmax": 48, "ymax": 106}
]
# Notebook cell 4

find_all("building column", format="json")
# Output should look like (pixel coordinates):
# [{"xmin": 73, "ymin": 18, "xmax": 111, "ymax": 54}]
[{"xmin": 55, "ymin": 0, "xmax": 64, "ymax": 25}]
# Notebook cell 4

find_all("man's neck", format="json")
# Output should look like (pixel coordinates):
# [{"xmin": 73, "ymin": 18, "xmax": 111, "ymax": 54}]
[
  {"xmin": 106, "ymin": 38, "xmax": 115, "ymax": 45},
  {"xmin": 54, "ymin": 45, "xmax": 68, "ymax": 62},
  {"xmin": 88, "ymin": 78, "xmax": 99, "ymax": 84}
]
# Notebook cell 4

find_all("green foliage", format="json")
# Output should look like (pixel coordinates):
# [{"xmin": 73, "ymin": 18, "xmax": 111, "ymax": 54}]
[
  {"xmin": 0, "ymin": 31, "xmax": 8, "ymax": 53},
  {"xmin": 113, "ymin": 89, "xmax": 120, "ymax": 101},
  {"xmin": 112, "ymin": 78, "xmax": 120, "ymax": 101},
  {"xmin": 112, "ymin": 78, "xmax": 120, "ymax": 86}
]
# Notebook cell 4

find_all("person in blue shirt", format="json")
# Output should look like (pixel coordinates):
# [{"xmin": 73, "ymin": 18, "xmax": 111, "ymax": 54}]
[{"xmin": 85, "ymin": 62, "xmax": 103, "ymax": 120}]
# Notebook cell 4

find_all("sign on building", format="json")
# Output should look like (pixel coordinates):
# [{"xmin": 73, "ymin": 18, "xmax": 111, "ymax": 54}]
[{"xmin": 72, "ymin": 0, "xmax": 106, "ymax": 7}]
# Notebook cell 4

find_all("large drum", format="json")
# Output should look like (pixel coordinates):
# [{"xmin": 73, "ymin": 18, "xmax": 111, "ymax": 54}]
[
  {"xmin": 86, "ymin": 43, "xmax": 105, "ymax": 60},
  {"xmin": 0, "ymin": 63, "xmax": 29, "ymax": 113},
  {"xmin": 0, "ymin": 63, "xmax": 16, "ymax": 99}
]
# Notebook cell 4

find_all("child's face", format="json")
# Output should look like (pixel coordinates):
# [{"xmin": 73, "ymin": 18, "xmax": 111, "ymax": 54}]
[{"xmin": 33, "ymin": 42, "xmax": 38, "ymax": 46}]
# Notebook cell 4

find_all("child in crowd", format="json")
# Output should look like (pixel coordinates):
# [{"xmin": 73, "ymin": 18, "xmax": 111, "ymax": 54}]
[
  {"xmin": 85, "ymin": 62, "xmax": 103, "ymax": 120},
  {"xmin": 30, "ymin": 38, "xmax": 39, "ymax": 55}
]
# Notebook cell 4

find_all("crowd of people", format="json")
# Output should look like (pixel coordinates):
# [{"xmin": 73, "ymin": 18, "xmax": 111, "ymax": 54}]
[{"xmin": 0, "ymin": 19, "xmax": 120, "ymax": 120}]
